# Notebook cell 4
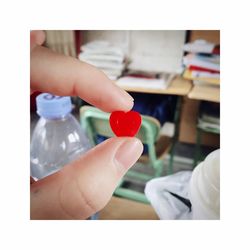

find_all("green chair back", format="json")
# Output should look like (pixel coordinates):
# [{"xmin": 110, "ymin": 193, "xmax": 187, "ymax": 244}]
[
  {"xmin": 79, "ymin": 105, "xmax": 164, "ymax": 203},
  {"xmin": 80, "ymin": 105, "xmax": 161, "ymax": 162}
]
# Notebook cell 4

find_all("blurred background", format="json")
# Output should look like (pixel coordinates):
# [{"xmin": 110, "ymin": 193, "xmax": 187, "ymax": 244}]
[{"xmin": 30, "ymin": 30, "xmax": 220, "ymax": 219}]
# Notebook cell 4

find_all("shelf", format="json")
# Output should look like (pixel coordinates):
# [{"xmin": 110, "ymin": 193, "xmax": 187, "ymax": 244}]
[{"xmin": 188, "ymin": 85, "xmax": 220, "ymax": 103}]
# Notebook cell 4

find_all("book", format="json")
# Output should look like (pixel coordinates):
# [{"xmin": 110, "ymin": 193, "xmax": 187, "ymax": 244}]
[
  {"xmin": 201, "ymin": 114, "xmax": 220, "ymax": 125},
  {"xmin": 183, "ymin": 69, "xmax": 220, "ymax": 85},
  {"xmin": 198, "ymin": 118, "xmax": 220, "ymax": 131},
  {"xmin": 183, "ymin": 53, "xmax": 220, "ymax": 72},
  {"xmin": 191, "ymin": 71, "xmax": 220, "ymax": 79},
  {"xmin": 183, "ymin": 39, "xmax": 220, "ymax": 54},
  {"xmin": 188, "ymin": 65, "xmax": 220, "ymax": 74}
]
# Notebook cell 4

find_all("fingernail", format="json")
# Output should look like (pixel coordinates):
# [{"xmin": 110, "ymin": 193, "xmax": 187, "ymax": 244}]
[
  {"xmin": 124, "ymin": 91, "xmax": 134, "ymax": 102},
  {"xmin": 114, "ymin": 138, "xmax": 143, "ymax": 172},
  {"xmin": 118, "ymin": 88, "xmax": 134, "ymax": 106}
]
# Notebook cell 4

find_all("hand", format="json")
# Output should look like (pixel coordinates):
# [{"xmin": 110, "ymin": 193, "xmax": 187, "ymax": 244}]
[{"xmin": 30, "ymin": 31, "xmax": 143, "ymax": 219}]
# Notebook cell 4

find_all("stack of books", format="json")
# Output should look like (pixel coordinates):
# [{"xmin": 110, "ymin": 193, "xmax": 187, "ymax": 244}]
[
  {"xmin": 78, "ymin": 41, "xmax": 126, "ymax": 80},
  {"xmin": 198, "ymin": 101, "xmax": 220, "ymax": 133},
  {"xmin": 182, "ymin": 40, "xmax": 220, "ymax": 87},
  {"xmin": 198, "ymin": 113, "xmax": 220, "ymax": 132}
]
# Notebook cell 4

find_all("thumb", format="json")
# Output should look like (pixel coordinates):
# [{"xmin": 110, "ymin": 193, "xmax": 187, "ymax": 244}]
[{"xmin": 30, "ymin": 137, "xmax": 143, "ymax": 219}]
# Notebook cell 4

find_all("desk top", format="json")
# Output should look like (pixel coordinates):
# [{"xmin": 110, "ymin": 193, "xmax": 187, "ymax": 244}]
[
  {"xmin": 116, "ymin": 76, "xmax": 192, "ymax": 96},
  {"xmin": 99, "ymin": 196, "xmax": 159, "ymax": 220},
  {"xmin": 188, "ymin": 84, "xmax": 220, "ymax": 103}
]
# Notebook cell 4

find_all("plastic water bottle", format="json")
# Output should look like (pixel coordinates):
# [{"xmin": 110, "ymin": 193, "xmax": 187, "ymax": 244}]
[{"xmin": 30, "ymin": 93, "xmax": 91, "ymax": 180}]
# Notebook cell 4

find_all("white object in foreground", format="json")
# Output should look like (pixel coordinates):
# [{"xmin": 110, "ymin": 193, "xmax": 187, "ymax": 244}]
[{"xmin": 145, "ymin": 149, "xmax": 220, "ymax": 220}]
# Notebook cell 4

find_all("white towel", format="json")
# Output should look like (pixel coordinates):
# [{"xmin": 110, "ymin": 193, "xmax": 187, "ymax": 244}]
[
  {"xmin": 80, "ymin": 40, "xmax": 125, "ymax": 57},
  {"xmin": 78, "ymin": 52, "xmax": 124, "ymax": 64},
  {"xmin": 116, "ymin": 76, "xmax": 167, "ymax": 89},
  {"xmin": 79, "ymin": 57, "xmax": 125, "ymax": 71},
  {"xmin": 79, "ymin": 41, "xmax": 126, "ymax": 80}
]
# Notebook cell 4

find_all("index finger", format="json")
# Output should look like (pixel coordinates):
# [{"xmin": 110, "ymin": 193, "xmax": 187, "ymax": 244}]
[
  {"xmin": 30, "ymin": 30, "xmax": 46, "ymax": 51},
  {"xmin": 30, "ymin": 46, "xmax": 134, "ymax": 112}
]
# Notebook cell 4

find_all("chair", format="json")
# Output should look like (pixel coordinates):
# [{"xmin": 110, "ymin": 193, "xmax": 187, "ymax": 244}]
[{"xmin": 80, "ymin": 105, "xmax": 172, "ymax": 203}]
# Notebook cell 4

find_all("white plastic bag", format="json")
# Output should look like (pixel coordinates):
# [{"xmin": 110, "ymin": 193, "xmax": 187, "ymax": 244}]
[
  {"xmin": 145, "ymin": 171, "xmax": 193, "ymax": 220},
  {"xmin": 145, "ymin": 149, "xmax": 220, "ymax": 220}
]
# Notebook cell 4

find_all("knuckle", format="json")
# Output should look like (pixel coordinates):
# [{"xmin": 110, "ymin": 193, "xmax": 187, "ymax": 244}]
[{"xmin": 58, "ymin": 177, "xmax": 101, "ymax": 219}]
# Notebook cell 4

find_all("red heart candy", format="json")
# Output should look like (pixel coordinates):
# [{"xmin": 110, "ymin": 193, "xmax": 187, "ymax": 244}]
[{"xmin": 110, "ymin": 111, "xmax": 142, "ymax": 137}]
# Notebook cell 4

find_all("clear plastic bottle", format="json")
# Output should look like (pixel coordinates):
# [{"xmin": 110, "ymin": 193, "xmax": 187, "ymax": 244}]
[{"xmin": 30, "ymin": 93, "xmax": 91, "ymax": 180}]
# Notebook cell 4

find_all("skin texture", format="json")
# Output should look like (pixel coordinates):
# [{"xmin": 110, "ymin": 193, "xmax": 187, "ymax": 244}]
[{"xmin": 30, "ymin": 31, "xmax": 143, "ymax": 219}]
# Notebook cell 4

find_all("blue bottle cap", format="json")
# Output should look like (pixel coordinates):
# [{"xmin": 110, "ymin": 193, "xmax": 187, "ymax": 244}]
[{"xmin": 36, "ymin": 93, "xmax": 72, "ymax": 119}]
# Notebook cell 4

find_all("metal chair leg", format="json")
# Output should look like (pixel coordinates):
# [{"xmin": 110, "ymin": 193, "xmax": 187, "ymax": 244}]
[
  {"xmin": 168, "ymin": 145, "xmax": 174, "ymax": 175},
  {"xmin": 193, "ymin": 128, "xmax": 202, "ymax": 168}
]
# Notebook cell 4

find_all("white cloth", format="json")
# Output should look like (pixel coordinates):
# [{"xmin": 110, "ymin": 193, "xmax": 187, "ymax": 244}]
[
  {"xmin": 183, "ymin": 39, "xmax": 215, "ymax": 54},
  {"xmin": 145, "ymin": 171, "xmax": 193, "ymax": 220},
  {"xmin": 78, "ymin": 53, "xmax": 124, "ymax": 63},
  {"xmin": 116, "ymin": 76, "xmax": 166, "ymax": 90},
  {"xmin": 80, "ymin": 40, "xmax": 124, "ymax": 57},
  {"xmin": 78, "ymin": 56, "xmax": 125, "ymax": 71},
  {"xmin": 79, "ymin": 41, "xmax": 125, "ymax": 80}
]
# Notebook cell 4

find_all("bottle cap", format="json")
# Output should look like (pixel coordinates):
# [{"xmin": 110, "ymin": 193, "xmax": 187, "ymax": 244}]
[{"xmin": 36, "ymin": 93, "xmax": 72, "ymax": 119}]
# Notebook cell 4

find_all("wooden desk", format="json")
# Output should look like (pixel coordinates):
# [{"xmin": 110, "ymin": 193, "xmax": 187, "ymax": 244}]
[
  {"xmin": 99, "ymin": 196, "xmax": 159, "ymax": 220},
  {"xmin": 116, "ymin": 76, "xmax": 192, "ymax": 96},
  {"xmin": 188, "ymin": 85, "xmax": 220, "ymax": 103},
  {"xmin": 180, "ymin": 84, "xmax": 220, "ymax": 146}
]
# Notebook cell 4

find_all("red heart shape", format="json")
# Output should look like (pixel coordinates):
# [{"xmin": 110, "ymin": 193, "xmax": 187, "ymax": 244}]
[{"xmin": 110, "ymin": 111, "xmax": 142, "ymax": 137}]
